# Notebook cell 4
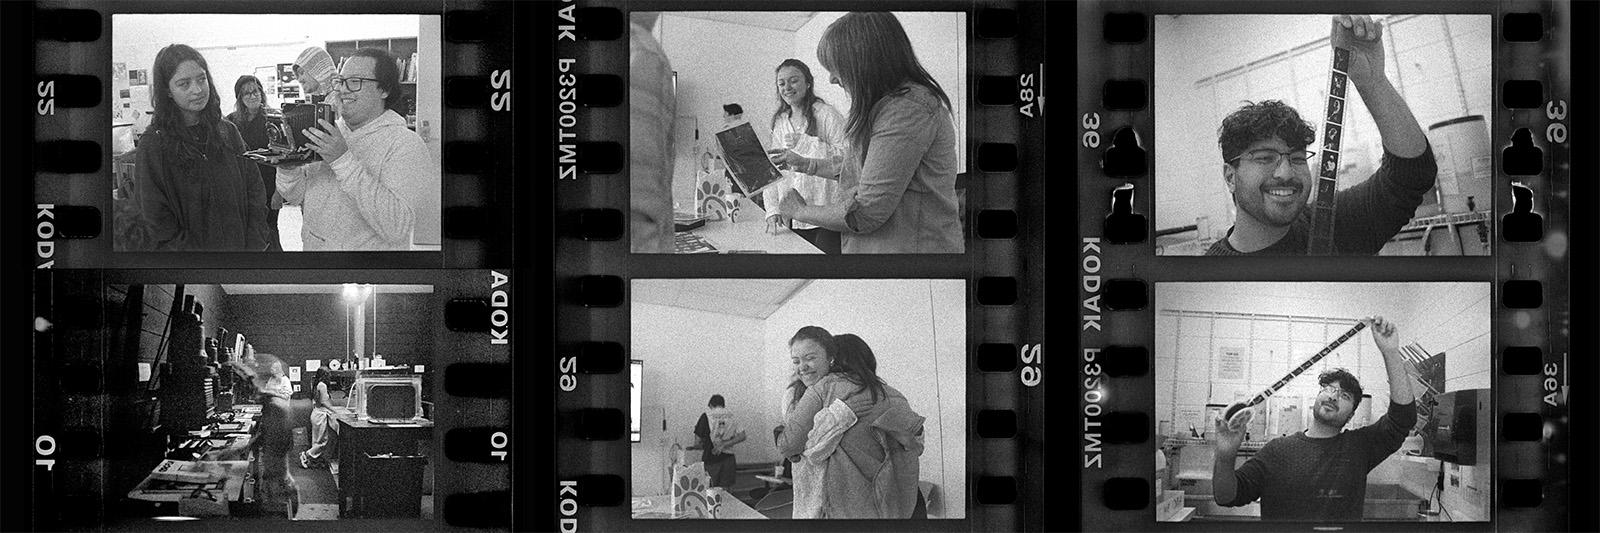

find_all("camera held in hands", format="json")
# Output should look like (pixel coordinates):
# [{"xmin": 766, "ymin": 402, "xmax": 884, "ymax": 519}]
[{"xmin": 242, "ymin": 101, "xmax": 336, "ymax": 168}]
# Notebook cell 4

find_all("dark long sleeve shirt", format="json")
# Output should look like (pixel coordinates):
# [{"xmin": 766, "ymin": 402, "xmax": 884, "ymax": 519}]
[
  {"xmin": 1207, "ymin": 147, "xmax": 1438, "ymax": 255},
  {"xmin": 1220, "ymin": 401, "xmax": 1418, "ymax": 521}
]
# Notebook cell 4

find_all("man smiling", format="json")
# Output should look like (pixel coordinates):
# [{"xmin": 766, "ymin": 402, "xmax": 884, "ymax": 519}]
[
  {"xmin": 277, "ymin": 47, "xmax": 437, "ymax": 250},
  {"xmin": 1211, "ymin": 316, "xmax": 1418, "ymax": 521},
  {"xmin": 1206, "ymin": 15, "xmax": 1437, "ymax": 255}
]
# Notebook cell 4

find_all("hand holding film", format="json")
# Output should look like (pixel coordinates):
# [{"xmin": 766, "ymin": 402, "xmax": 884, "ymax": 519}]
[
  {"xmin": 1331, "ymin": 15, "xmax": 1386, "ymax": 87},
  {"xmin": 1213, "ymin": 408, "xmax": 1252, "ymax": 451}
]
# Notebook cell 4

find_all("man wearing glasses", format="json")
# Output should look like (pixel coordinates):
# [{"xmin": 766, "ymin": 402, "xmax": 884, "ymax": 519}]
[
  {"xmin": 1205, "ymin": 15, "xmax": 1437, "ymax": 255},
  {"xmin": 1211, "ymin": 316, "xmax": 1418, "ymax": 521},
  {"xmin": 277, "ymin": 47, "xmax": 436, "ymax": 251}
]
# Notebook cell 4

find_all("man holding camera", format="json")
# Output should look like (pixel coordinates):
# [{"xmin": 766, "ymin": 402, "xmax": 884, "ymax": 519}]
[{"xmin": 276, "ymin": 47, "xmax": 435, "ymax": 251}]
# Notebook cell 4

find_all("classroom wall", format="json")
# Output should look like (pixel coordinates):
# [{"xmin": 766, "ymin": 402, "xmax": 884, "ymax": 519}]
[
  {"xmin": 1154, "ymin": 282, "xmax": 1490, "ymax": 437},
  {"xmin": 222, "ymin": 292, "xmax": 435, "ymax": 382},
  {"xmin": 794, "ymin": 12, "xmax": 968, "ymax": 173},
  {"xmin": 1153, "ymin": 14, "xmax": 1493, "ymax": 239},
  {"xmin": 760, "ymin": 279, "xmax": 967, "ymax": 518}
]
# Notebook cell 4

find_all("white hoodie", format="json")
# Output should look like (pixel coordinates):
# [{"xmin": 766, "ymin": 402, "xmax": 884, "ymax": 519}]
[{"xmin": 276, "ymin": 109, "xmax": 437, "ymax": 250}]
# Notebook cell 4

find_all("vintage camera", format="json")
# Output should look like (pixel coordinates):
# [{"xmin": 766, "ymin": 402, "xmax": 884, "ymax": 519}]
[
  {"xmin": 265, "ymin": 102, "xmax": 336, "ymax": 155},
  {"xmin": 245, "ymin": 101, "xmax": 336, "ymax": 167}
]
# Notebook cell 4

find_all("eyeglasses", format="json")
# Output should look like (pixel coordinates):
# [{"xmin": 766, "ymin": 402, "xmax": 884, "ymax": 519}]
[
  {"xmin": 329, "ymin": 76, "xmax": 379, "ymax": 93},
  {"xmin": 1228, "ymin": 149, "xmax": 1316, "ymax": 169},
  {"xmin": 1319, "ymin": 385, "xmax": 1354, "ymax": 402}
]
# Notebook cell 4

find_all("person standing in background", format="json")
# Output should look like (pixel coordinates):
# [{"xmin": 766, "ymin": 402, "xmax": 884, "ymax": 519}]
[
  {"xmin": 292, "ymin": 46, "xmax": 337, "ymax": 104},
  {"xmin": 227, "ymin": 75, "xmax": 283, "ymax": 251},
  {"xmin": 694, "ymin": 395, "xmax": 747, "ymax": 489},
  {"xmin": 299, "ymin": 367, "xmax": 341, "ymax": 474}
]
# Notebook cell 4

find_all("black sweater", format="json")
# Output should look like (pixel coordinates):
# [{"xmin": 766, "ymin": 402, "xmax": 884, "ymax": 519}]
[{"xmin": 1220, "ymin": 400, "xmax": 1418, "ymax": 521}]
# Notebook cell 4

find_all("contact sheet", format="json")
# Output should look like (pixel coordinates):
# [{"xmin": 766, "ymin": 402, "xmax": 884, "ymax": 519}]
[{"xmin": 4, "ymin": 0, "xmax": 1595, "ymax": 532}]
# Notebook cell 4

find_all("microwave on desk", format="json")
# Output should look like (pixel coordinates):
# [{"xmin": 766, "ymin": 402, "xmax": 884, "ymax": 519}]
[{"xmin": 349, "ymin": 374, "xmax": 423, "ymax": 423}]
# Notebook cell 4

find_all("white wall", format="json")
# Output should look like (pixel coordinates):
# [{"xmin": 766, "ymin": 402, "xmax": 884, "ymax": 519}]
[
  {"xmin": 631, "ymin": 302, "xmax": 768, "ymax": 456},
  {"xmin": 1154, "ymin": 14, "xmax": 1493, "ymax": 241},
  {"xmin": 1154, "ymin": 282, "xmax": 1490, "ymax": 437},
  {"xmin": 794, "ymin": 12, "xmax": 968, "ymax": 173},
  {"xmin": 1397, "ymin": 284, "xmax": 1492, "ymax": 392},
  {"xmin": 654, "ymin": 14, "xmax": 795, "ymax": 211},
  {"xmin": 658, "ymin": 14, "xmax": 795, "ymax": 150},
  {"xmin": 630, "ymin": 279, "xmax": 967, "ymax": 518}
]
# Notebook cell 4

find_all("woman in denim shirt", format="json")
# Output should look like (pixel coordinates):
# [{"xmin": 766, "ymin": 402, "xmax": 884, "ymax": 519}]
[{"xmin": 767, "ymin": 13, "xmax": 963, "ymax": 254}]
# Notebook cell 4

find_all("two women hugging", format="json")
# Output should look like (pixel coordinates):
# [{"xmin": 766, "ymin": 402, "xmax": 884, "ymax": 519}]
[{"xmin": 776, "ymin": 326, "xmax": 928, "ymax": 519}]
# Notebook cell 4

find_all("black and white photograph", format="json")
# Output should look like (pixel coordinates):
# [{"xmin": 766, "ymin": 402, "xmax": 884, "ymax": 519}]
[
  {"xmin": 630, "ymin": 279, "xmax": 966, "ymax": 519},
  {"xmin": 629, "ymin": 11, "xmax": 969, "ymax": 254},
  {"xmin": 66, "ymin": 283, "xmax": 438, "ymax": 521},
  {"xmin": 1154, "ymin": 15, "xmax": 1493, "ymax": 256},
  {"xmin": 1153, "ymin": 282, "xmax": 1491, "ymax": 522},
  {"xmin": 111, "ymin": 14, "xmax": 443, "ymax": 252}
]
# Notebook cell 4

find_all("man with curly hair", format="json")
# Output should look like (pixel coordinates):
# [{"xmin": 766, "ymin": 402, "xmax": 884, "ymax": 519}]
[
  {"xmin": 1211, "ymin": 316, "xmax": 1419, "ymax": 521},
  {"xmin": 1207, "ymin": 15, "xmax": 1438, "ymax": 255}
]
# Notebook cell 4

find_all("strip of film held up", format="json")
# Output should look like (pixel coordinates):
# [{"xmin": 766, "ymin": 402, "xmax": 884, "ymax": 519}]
[
  {"xmin": 31, "ymin": 0, "xmax": 514, "ymax": 270},
  {"xmin": 551, "ymin": 0, "xmax": 1046, "ymax": 531},
  {"xmin": 1077, "ymin": 0, "xmax": 1572, "ymax": 530},
  {"xmin": 29, "ymin": 269, "xmax": 514, "ymax": 530}
]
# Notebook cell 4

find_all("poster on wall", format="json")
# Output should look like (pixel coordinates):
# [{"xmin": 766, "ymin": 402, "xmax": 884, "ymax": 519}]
[{"xmin": 1214, "ymin": 345, "xmax": 1246, "ymax": 381}]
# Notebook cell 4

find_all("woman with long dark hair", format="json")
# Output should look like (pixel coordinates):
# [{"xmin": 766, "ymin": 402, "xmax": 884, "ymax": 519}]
[
  {"xmin": 135, "ymin": 44, "xmax": 269, "ymax": 251},
  {"xmin": 225, "ymin": 75, "xmax": 283, "ymax": 251},
  {"xmin": 300, "ymin": 367, "xmax": 341, "ymax": 472},
  {"xmin": 761, "ymin": 59, "xmax": 848, "ymax": 254},
  {"xmin": 775, "ymin": 327, "xmax": 925, "ymax": 518},
  {"xmin": 768, "ymin": 13, "xmax": 962, "ymax": 253}
]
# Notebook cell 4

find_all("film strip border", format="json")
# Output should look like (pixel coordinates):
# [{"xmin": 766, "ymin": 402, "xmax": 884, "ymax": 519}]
[
  {"xmin": 550, "ymin": 1, "xmax": 1045, "ymax": 530},
  {"xmin": 31, "ymin": 1, "xmax": 514, "ymax": 269},
  {"xmin": 29, "ymin": 269, "xmax": 514, "ymax": 530},
  {"xmin": 1076, "ymin": 1, "xmax": 1572, "ymax": 530}
]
